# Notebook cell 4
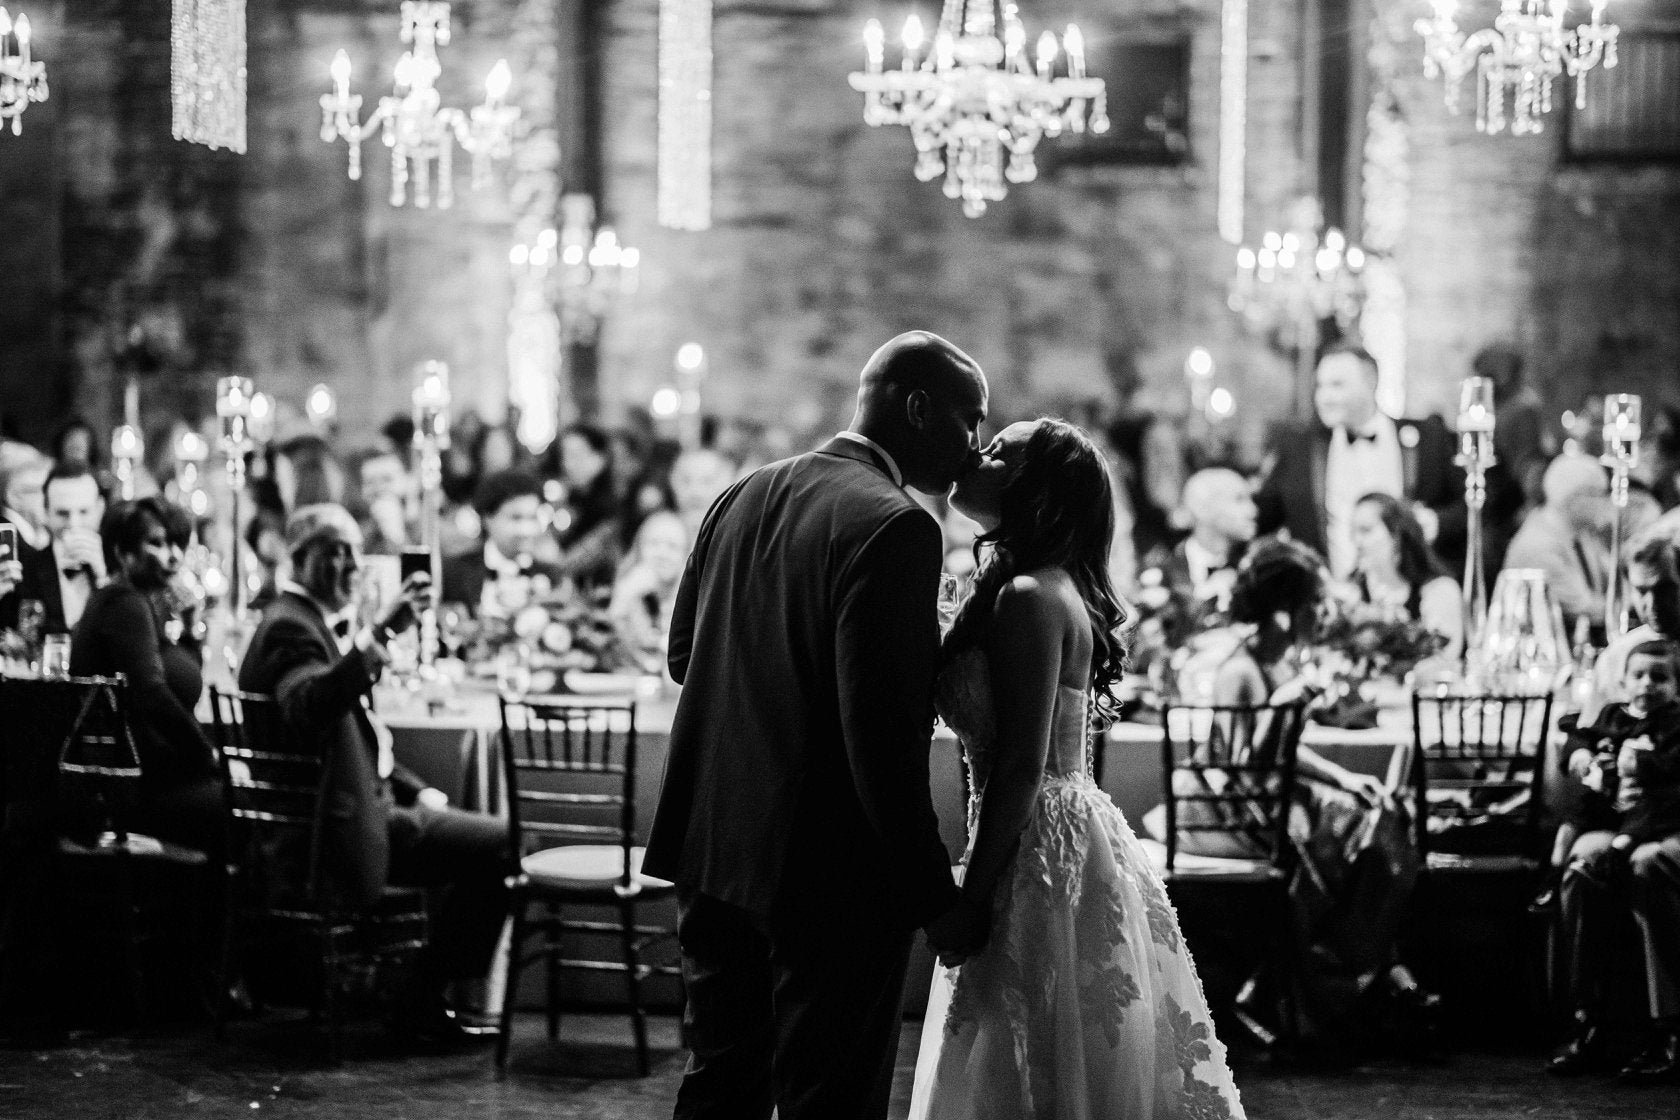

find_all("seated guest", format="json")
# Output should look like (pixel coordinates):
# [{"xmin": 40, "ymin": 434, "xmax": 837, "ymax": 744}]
[
  {"xmin": 68, "ymin": 497, "xmax": 223, "ymax": 853},
  {"xmin": 552, "ymin": 423, "xmax": 624, "ymax": 588},
  {"xmin": 608, "ymin": 509, "xmax": 689, "ymax": 671},
  {"xmin": 1256, "ymin": 343, "xmax": 1475, "ymax": 579},
  {"xmin": 1551, "ymin": 638, "xmax": 1680, "ymax": 1081},
  {"xmin": 238, "ymin": 504, "xmax": 508, "ymax": 1041},
  {"xmin": 1, "ymin": 444, "xmax": 50, "ymax": 551},
  {"xmin": 355, "ymin": 447, "xmax": 417, "ymax": 556},
  {"xmin": 1203, "ymin": 538, "xmax": 1432, "ymax": 1051},
  {"xmin": 1503, "ymin": 453, "xmax": 1612, "ymax": 644},
  {"xmin": 441, "ymin": 470, "xmax": 565, "ymax": 619},
  {"xmin": 7, "ymin": 463, "xmax": 108, "ymax": 633},
  {"xmin": 669, "ymin": 446, "xmax": 737, "ymax": 545},
  {"xmin": 1350, "ymin": 492, "xmax": 1464, "ymax": 660},
  {"xmin": 1143, "ymin": 466, "xmax": 1257, "ymax": 610}
]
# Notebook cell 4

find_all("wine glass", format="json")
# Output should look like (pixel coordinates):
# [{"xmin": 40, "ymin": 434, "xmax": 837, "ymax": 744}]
[
  {"xmin": 937, "ymin": 573, "xmax": 964, "ymax": 635},
  {"xmin": 438, "ymin": 602, "xmax": 471, "ymax": 661}
]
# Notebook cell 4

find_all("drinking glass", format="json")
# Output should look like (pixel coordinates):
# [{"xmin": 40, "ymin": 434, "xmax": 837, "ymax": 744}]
[
  {"xmin": 937, "ymin": 573, "xmax": 963, "ymax": 634},
  {"xmin": 40, "ymin": 634, "xmax": 71, "ymax": 680},
  {"xmin": 438, "ymin": 602, "xmax": 471, "ymax": 660}
]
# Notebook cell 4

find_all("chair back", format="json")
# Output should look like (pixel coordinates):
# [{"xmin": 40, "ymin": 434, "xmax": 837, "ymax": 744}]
[
  {"xmin": 498, "ymin": 694, "xmax": 639, "ymax": 888},
  {"xmin": 1, "ymin": 675, "xmax": 137, "ymax": 842},
  {"xmin": 1159, "ymin": 701, "xmax": 1307, "ymax": 873},
  {"xmin": 1409, "ymin": 689, "xmax": 1554, "ymax": 861},
  {"xmin": 207, "ymin": 687, "xmax": 329, "ymax": 905}
]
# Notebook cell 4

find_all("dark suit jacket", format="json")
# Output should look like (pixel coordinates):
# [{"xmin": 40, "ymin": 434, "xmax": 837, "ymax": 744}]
[
  {"xmin": 237, "ymin": 590, "xmax": 424, "ymax": 909},
  {"xmin": 439, "ymin": 548, "xmax": 567, "ymax": 615},
  {"xmin": 644, "ymin": 438, "xmax": 961, "ymax": 930},
  {"xmin": 1256, "ymin": 416, "xmax": 1484, "ymax": 572},
  {"xmin": 0, "ymin": 541, "xmax": 69, "ymax": 634}
]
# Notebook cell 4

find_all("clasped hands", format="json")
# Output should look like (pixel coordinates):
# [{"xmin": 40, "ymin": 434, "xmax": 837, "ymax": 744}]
[{"xmin": 925, "ymin": 893, "xmax": 990, "ymax": 969}]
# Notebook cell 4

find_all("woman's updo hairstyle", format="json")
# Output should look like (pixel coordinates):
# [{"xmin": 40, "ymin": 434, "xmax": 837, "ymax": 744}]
[{"xmin": 1228, "ymin": 536, "xmax": 1327, "ymax": 626}]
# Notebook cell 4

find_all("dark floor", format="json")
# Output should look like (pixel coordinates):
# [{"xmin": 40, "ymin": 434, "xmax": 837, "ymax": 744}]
[{"xmin": 0, "ymin": 1011, "xmax": 1671, "ymax": 1120}]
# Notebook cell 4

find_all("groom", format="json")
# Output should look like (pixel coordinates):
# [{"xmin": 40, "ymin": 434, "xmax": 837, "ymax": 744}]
[{"xmin": 645, "ymin": 332, "xmax": 991, "ymax": 1119}]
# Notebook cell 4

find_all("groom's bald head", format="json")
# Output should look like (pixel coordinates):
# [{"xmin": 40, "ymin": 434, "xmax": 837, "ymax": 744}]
[{"xmin": 850, "ymin": 331, "xmax": 988, "ymax": 495}]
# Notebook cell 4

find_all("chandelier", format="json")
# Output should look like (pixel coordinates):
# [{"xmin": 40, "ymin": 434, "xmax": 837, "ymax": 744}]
[
  {"xmin": 848, "ymin": 0, "xmax": 1108, "ymax": 218},
  {"xmin": 1415, "ymin": 0, "xmax": 1618, "ymax": 136},
  {"xmin": 511, "ymin": 195, "xmax": 639, "ymax": 345},
  {"xmin": 0, "ymin": 7, "xmax": 46, "ymax": 137},
  {"xmin": 1229, "ymin": 203, "xmax": 1366, "ymax": 349},
  {"xmin": 320, "ymin": 1, "xmax": 519, "ymax": 208}
]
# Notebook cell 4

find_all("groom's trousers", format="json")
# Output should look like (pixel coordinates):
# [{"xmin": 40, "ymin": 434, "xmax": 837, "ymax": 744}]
[{"xmin": 672, "ymin": 888, "xmax": 914, "ymax": 1120}]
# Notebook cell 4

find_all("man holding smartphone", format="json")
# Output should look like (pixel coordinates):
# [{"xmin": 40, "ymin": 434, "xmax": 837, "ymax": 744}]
[{"xmin": 239, "ymin": 503, "xmax": 510, "ymax": 1043}]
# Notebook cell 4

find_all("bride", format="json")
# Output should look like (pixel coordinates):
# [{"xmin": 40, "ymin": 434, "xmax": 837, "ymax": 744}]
[{"xmin": 911, "ymin": 419, "xmax": 1244, "ymax": 1120}]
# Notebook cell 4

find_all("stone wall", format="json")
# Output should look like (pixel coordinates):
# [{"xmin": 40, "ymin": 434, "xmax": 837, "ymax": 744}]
[{"xmin": 1, "ymin": 0, "xmax": 1676, "ymax": 454}]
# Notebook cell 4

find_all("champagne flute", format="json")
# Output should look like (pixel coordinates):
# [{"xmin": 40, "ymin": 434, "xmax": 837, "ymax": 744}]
[{"xmin": 937, "ymin": 573, "xmax": 963, "ymax": 635}]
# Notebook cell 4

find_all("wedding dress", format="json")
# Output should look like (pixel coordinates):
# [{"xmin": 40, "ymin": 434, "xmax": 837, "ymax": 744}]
[{"xmin": 909, "ymin": 649, "xmax": 1245, "ymax": 1120}]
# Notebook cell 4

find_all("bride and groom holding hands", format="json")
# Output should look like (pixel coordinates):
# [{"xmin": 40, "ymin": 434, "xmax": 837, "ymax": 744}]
[{"xmin": 644, "ymin": 332, "xmax": 1245, "ymax": 1119}]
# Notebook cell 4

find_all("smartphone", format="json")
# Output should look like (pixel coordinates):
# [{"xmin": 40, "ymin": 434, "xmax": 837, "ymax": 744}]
[
  {"xmin": 399, "ymin": 548, "xmax": 432, "ymax": 582},
  {"xmin": 0, "ymin": 523, "xmax": 16, "ymax": 565}
]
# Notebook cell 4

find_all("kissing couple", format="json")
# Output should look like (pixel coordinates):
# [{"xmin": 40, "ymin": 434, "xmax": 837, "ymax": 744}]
[{"xmin": 644, "ymin": 332, "xmax": 1245, "ymax": 1119}]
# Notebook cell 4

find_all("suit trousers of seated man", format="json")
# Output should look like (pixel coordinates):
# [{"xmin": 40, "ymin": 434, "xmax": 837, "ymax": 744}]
[
  {"xmin": 1560, "ymin": 831, "xmax": 1680, "ymax": 1021},
  {"xmin": 385, "ymin": 797, "xmax": 510, "ymax": 998}
]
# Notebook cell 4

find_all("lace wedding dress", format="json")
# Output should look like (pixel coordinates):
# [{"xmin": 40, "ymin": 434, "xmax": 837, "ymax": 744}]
[{"xmin": 909, "ymin": 649, "xmax": 1246, "ymax": 1120}]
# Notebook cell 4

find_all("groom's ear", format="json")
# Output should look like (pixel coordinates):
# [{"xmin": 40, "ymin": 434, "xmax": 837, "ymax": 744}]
[{"xmin": 905, "ymin": 388, "xmax": 930, "ymax": 430}]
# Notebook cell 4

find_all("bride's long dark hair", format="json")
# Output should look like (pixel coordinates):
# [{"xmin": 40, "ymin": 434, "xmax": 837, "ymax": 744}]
[{"xmin": 943, "ymin": 419, "xmax": 1130, "ymax": 726}]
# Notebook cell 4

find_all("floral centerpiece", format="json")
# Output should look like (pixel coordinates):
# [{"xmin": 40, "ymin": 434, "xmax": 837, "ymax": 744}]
[
  {"xmin": 461, "ymin": 574, "xmax": 633, "ymax": 692},
  {"xmin": 1304, "ymin": 599, "xmax": 1449, "ymax": 727}
]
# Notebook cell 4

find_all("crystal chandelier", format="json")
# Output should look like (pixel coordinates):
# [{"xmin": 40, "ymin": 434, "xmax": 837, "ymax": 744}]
[
  {"xmin": 1415, "ymin": 0, "xmax": 1618, "ymax": 136},
  {"xmin": 848, "ymin": 0, "xmax": 1108, "ymax": 218},
  {"xmin": 171, "ymin": 0, "xmax": 247, "ymax": 153},
  {"xmin": 320, "ymin": 1, "xmax": 519, "ymax": 208},
  {"xmin": 1228, "ymin": 203, "xmax": 1366, "ymax": 348},
  {"xmin": 0, "ymin": 6, "xmax": 46, "ymax": 137},
  {"xmin": 511, "ymin": 195, "xmax": 639, "ymax": 345}
]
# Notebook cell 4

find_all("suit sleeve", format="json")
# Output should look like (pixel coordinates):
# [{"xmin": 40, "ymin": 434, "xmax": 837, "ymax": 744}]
[
  {"xmin": 834, "ymin": 508, "xmax": 961, "ymax": 927},
  {"xmin": 259, "ymin": 617, "xmax": 383, "ymax": 738},
  {"xmin": 89, "ymin": 591, "xmax": 216, "ymax": 778},
  {"xmin": 1253, "ymin": 434, "xmax": 1290, "ymax": 538},
  {"xmin": 667, "ymin": 477, "xmax": 745, "ymax": 687}
]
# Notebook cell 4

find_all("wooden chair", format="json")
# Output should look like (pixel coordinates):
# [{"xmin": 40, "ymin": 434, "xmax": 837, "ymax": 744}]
[
  {"xmin": 0, "ymin": 675, "xmax": 214, "ymax": 1031},
  {"xmin": 208, "ymin": 687, "xmax": 428, "ymax": 1059},
  {"xmin": 1152, "ymin": 700, "xmax": 1308, "ymax": 1046},
  {"xmin": 1408, "ymin": 689, "xmax": 1554, "ymax": 874},
  {"xmin": 495, "ymin": 694, "xmax": 680, "ymax": 1074}
]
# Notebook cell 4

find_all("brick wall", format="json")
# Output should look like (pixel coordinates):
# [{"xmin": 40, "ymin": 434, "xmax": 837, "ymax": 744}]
[{"xmin": 1, "ymin": 0, "xmax": 1675, "ymax": 452}]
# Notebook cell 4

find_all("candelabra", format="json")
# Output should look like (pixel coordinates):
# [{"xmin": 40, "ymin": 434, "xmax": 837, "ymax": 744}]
[
  {"xmin": 1457, "ymin": 376, "xmax": 1497, "ymax": 650},
  {"xmin": 1229, "ymin": 202, "xmax": 1366, "ymax": 415},
  {"xmin": 1602, "ymin": 393, "xmax": 1640, "ymax": 640},
  {"xmin": 320, "ymin": 2, "xmax": 519, "ymax": 208},
  {"xmin": 0, "ymin": 7, "xmax": 44, "ymax": 138},
  {"xmin": 848, "ymin": 1, "xmax": 1108, "ymax": 218},
  {"xmin": 111, "ymin": 425, "xmax": 144, "ymax": 501},
  {"xmin": 1416, "ymin": 0, "xmax": 1618, "ymax": 136},
  {"xmin": 411, "ymin": 362, "xmax": 450, "ymax": 667},
  {"xmin": 513, "ymin": 195, "xmax": 640, "ymax": 346},
  {"xmin": 216, "ymin": 376, "xmax": 254, "ymax": 621}
]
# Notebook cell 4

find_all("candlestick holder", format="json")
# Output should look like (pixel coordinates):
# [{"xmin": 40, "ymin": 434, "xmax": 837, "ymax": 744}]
[
  {"xmin": 1456, "ymin": 376, "xmax": 1497, "ymax": 651},
  {"xmin": 111, "ymin": 425, "xmax": 144, "ymax": 501},
  {"xmin": 1602, "ymin": 393, "xmax": 1641, "ymax": 640},
  {"xmin": 216, "ymin": 376, "xmax": 254, "ymax": 614},
  {"xmin": 411, "ymin": 361, "xmax": 451, "ymax": 667}
]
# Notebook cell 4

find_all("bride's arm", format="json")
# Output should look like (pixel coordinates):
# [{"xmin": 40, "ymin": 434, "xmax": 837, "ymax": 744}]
[{"xmin": 959, "ymin": 576, "xmax": 1065, "ymax": 907}]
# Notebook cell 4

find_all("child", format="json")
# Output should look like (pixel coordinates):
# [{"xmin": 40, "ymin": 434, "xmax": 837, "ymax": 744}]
[{"xmin": 1535, "ymin": 639, "xmax": 1680, "ymax": 909}]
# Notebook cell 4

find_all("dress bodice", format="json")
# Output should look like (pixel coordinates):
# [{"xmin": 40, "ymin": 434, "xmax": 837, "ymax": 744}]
[{"xmin": 936, "ymin": 647, "xmax": 1091, "ymax": 798}]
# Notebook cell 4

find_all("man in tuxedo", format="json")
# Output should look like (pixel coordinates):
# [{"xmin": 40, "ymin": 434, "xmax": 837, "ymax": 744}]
[
  {"xmin": 4, "ymin": 463, "xmax": 108, "ymax": 633},
  {"xmin": 440, "ymin": 469, "xmax": 565, "ymax": 618},
  {"xmin": 1256, "ymin": 343, "xmax": 1471, "ymax": 578},
  {"xmin": 1145, "ymin": 467, "xmax": 1257, "ymax": 609},
  {"xmin": 238, "ymin": 504, "xmax": 508, "ymax": 1042},
  {"xmin": 646, "ymin": 331, "xmax": 990, "ymax": 1119}
]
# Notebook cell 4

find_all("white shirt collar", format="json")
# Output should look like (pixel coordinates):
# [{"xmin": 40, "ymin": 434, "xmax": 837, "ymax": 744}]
[
  {"xmin": 483, "ymin": 540, "xmax": 526, "ymax": 575},
  {"xmin": 281, "ymin": 579, "xmax": 356, "ymax": 642},
  {"xmin": 833, "ymin": 431, "xmax": 903, "ymax": 488}
]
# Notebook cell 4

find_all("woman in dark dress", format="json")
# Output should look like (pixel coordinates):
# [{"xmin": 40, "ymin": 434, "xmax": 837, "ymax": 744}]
[{"xmin": 69, "ymin": 497, "xmax": 223, "ymax": 854}]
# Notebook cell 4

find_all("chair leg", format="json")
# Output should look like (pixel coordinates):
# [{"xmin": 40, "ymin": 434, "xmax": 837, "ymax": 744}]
[
  {"xmin": 544, "ymin": 901, "xmax": 562, "ymax": 1042},
  {"xmin": 496, "ymin": 903, "xmax": 525, "ymax": 1072},
  {"xmin": 619, "ymin": 902, "xmax": 649, "ymax": 1077}
]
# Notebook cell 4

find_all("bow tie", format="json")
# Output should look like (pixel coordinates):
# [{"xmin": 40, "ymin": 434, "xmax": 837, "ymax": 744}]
[
  {"xmin": 1341, "ymin": 426, "xmax": 1378, "ymax": 445},
  {"xmin": 331, "ymin": 617, "xmax": 352, "ymax": 639},
  {"xmin": 486, "ymin": 563, "xmax": 534, "ymax": 580}
]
